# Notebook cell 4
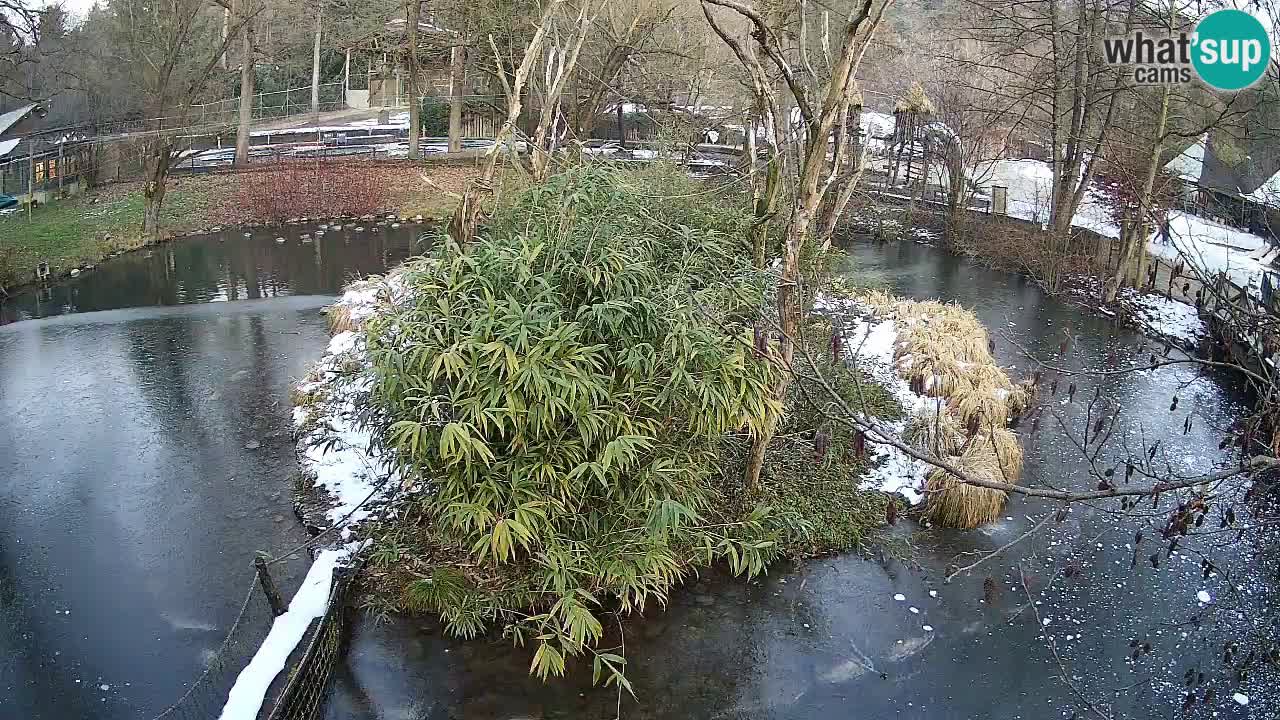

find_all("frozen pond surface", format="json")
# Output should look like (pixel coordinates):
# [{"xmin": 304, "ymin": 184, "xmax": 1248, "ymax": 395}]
[{"xmin": 0, "ymin": 224, "xmax": 424, "ymax": 719}]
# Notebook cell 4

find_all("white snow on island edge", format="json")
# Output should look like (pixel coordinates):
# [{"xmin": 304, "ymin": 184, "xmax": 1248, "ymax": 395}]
[
  {"xmin": 217, "ymin": 546, "xmax": 360, "ymax": 720},
  {"xmin": 816, "ymin": 296, "xmax": 930, "ymax": 504},
  {"xmin": 218, "ymin": 278, "xmax": 402, "ymax": 720}
]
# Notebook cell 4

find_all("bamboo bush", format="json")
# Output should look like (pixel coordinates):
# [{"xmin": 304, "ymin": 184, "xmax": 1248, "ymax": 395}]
[{"xmin": 363, "ymin": 166, "xmax": 801, "ymax": 684}]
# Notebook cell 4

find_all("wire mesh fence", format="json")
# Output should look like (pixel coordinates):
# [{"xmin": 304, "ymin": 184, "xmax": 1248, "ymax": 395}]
[
  {"xmin": 188, "ymin": 84, "xmax": 347, "ymax": 128},
  {"xmin": 145, "ymin": 573, "xmax": 285, "ymax": 720},
  {"xmin": 266, "ymin": 560, "xmax": 364, "ymax": 720},
  {"xmin": 137, "ymin": 552, "xmax": 364, "ymax": 720}
]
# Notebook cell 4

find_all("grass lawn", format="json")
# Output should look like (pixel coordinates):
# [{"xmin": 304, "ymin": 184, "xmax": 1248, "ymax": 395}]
[{"xmin": 0, "ymin": 179, "xmax": 223, "ymax": 288}]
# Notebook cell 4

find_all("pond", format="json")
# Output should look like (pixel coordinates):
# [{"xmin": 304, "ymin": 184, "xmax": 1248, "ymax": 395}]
[
  {"xmin": 0, "ymin": 222, "xmax": 427, "ymax": 719},
  {"xmin": 0, "ymin": 228, "xmax": 1270, "ymax": 720}
]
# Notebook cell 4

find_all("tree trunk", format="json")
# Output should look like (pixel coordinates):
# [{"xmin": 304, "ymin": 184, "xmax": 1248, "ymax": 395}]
[
  {"xmin": 530, "ymin": 10, "xmax": 594, "ymax": 183},
  {"xmin": 142, "ymin": 145, "xmax": 172, "ymax": 239},
  {"xmin": 449, "ymin": 0, "xmax": 564, "ymax": 246},
  {"xmin": 234, "ymin": 7, "xmax": 255, "ymax": 167},
  {"xmin": 1105, "ymin": 84, "xmax": 1171, "ymax": 303},
  {"xmin": 448, "ymin": 42, "xmax": 464, "ymax": 153},
  {"xmin": 405, "ymin": 0, "xmax": 421, "ymax": 160},
  {"xmin": 310, "ymin": 6, "xmax": 322, "ymax": 117},
  {"xmin": 750, "ymin": 145, "xmax": 781, "ymax": 269},
  {"xmin": 220, "ymin": 8, "xmax": 231, "ymax": 71}
]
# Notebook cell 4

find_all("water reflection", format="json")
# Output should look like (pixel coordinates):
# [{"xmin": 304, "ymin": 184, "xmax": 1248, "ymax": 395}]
[
  {"xmin": 1, "ymin": 223, "xmax": 431, "ymax": 324},
  {"xmin": 0, "ymin": 217, "xmax": 431, "ymax": 719}
]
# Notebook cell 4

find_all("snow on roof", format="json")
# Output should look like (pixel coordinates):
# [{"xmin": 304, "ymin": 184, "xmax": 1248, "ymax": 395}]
[
  {"xmin": 0, "ymin": 138, "xmax": 19, "ymax": 159},
  {"xmin": 0, "ymin": 104, "xmax": 36, "ymax": 137},
  {"xmin": 1246, "ymin": 167, "xmax": 1280, "ymax": 208},
  {"xmin": 1164, "ymin": 134, "xmax": 1205, "ymax": 183},
  {"xmin": 1148, "ymin": 211, "xmax": 1274, "ymax": 290}
]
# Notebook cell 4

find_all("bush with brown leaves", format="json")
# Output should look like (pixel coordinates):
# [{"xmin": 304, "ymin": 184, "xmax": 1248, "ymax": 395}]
[{"xmin": 235, "ymin": 160, "xmax": 392, "ymax": 223}]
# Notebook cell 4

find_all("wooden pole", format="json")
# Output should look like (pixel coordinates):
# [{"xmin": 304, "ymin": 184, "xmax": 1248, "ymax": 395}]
[
  {"xmin": 254, "ymin": 556, "xmax": 287, "ymax": 617},
  {"xmin": 27, "ymin": 139, "xmax": 34, "ymax": 221}
]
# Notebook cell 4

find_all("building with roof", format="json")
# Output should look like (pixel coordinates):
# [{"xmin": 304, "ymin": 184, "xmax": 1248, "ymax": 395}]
[
  {"xmin": 0, "ymin": 103, "xmax": 92, "ymax": 203},
  {"xmin": 1163, "ymin": 130, "xmax": 1280, "ymax": 242},
  {"xmin": 338, "ymin": 17, "xmax": 459, "ymax": 110}
]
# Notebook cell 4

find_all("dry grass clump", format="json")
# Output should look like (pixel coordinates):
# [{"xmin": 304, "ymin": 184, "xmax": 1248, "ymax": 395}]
[
  {"xmin": 326, "ymin": 304, "xmax": 355, "ymax": 334},
  {"xmin": 904, "ymin": 402, "xmax": 966, "ymax": 456},
  {"xmin": 923, "ymin": 429, "xmax": 1024, "ymax": 527},
  {"xmin": 861, "ymin": 291, "xmax": 1032, "ymax": 528}
]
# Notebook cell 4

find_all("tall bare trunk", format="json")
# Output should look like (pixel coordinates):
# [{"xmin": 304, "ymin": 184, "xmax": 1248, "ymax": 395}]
[
  {"xmin": 142, "ymin": 144, "xmax": 172, "ymax": 239},
  {"xmin": 405, "ymin": 0, "xmax": 421, "ymax": 160},
  {"xmin": 1105, "ymin": 80, "xmax": 1171, "ymax": 302},
  {"xmin": 310, "ymin": 6, "xmax": 322, "ymax": 116},
  {"xmin": 530, "ymin": 5, "xmax": 595, "ymax": 183},
  {"xmin": 234, "ymin": 6, "xmax": 255, "ymax": 167},
  {"xmin": 448, "ymin": 42, "xmax": 464, "ymax": 153},
  {"xmin": 448, "ymin": 2, "xmax": 564, "ymax": 246},
  {"xmin": 220, "ymin": 8, "xmax": 230, "ymax": 71}
]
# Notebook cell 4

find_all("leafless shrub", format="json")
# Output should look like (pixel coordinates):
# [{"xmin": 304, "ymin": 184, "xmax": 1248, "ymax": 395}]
[{"xmin": 235, "ymin": 160, "xmax": 391, "ymax": 224}]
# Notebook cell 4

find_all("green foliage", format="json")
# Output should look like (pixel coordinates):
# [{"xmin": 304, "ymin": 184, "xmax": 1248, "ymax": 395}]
[
  {"xmin": 718, "ymin": 317, "xmax": 903, "ymax": 556},
  {"xmin": 365, "ymin": 165, "xmax": 795, "ymax": 683}
]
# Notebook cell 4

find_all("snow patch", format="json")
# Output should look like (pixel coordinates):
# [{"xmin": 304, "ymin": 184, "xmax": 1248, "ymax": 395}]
[
  {"xmin": 825, "ymin": 301, "xmax": 931, "ymax": 504},
  {"xmin": 1118, "ymin": 290, "xmax": 1206, "ymax": 346},
  {"xmin": 1148, "ymin": 211, "xmax": 1275, "ymax": 292},
  {"xmin": 978, "ymin": 159, "xmax": 1120, "ymax": 239},
  {"xmin": 296, "ymin": 276, "xmax": 409, "ymax": 535},
  {"xmin": 217, "ymin": 546, "xmax": 357, "ymax": 720}
]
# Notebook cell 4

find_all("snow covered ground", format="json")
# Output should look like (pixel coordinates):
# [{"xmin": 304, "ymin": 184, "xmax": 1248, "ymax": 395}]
[
  {"xmin": 293, "ymin": 276, "xmax": 408, "ymax": 537},
  {"xmin": 1065, "ymin": 274, "xmax": 1207, "ymax": 347},
  {"xmin": 977, "ymin": 159, "xmax": 1121, "ymax": 239},
  {"xmin": 217, "ymin": 546, "xmax": 359, "ymax": 720},
  {"xmin": 817, "ymin": 297, "xmax": 931, "ymax": 503},
  {"xmin": 1118, "ymin": 288, "xmax": 1207, "ymax": 347},
  {"xmin": 1148, "ymin": 211, "xmax": 1277, "ymax": 291},
  {"xmin": 218, "ymin": 276, "xmax": 409, "ymax": 720}
]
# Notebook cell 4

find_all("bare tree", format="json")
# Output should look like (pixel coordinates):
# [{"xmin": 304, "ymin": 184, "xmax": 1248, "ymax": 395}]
[
  {"xmin": 702, "ymin": 0, "xmax": 894, "ymax": 490},
  {"xmin": 529, "ymin": 1, "xmax": 598, "ymax": 182},
  {"xmin": 104, "ymin": 0, "xmax": 249, "ymax": 236},
  {"xmin": 946, "ymin": 0, "xmax": 1132, "ymax": 289},
  {"xmin": 1, "ymin": 0, "xmax": 39, "ymax": 102},
  {"xmin": 447, "ymin": 0, "xmax": 565, "ymax": 245}
]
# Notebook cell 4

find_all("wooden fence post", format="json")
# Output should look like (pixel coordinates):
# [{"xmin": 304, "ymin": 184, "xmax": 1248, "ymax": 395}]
[{"xmin": 254, "ymin": 556, "xmax": 287, "ymax": 617}]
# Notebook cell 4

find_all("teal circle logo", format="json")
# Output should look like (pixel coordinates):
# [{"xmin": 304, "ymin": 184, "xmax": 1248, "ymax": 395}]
[{"xmin": 1192, "ymin": 9, "xmax": 1271, "ymax": 91}]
